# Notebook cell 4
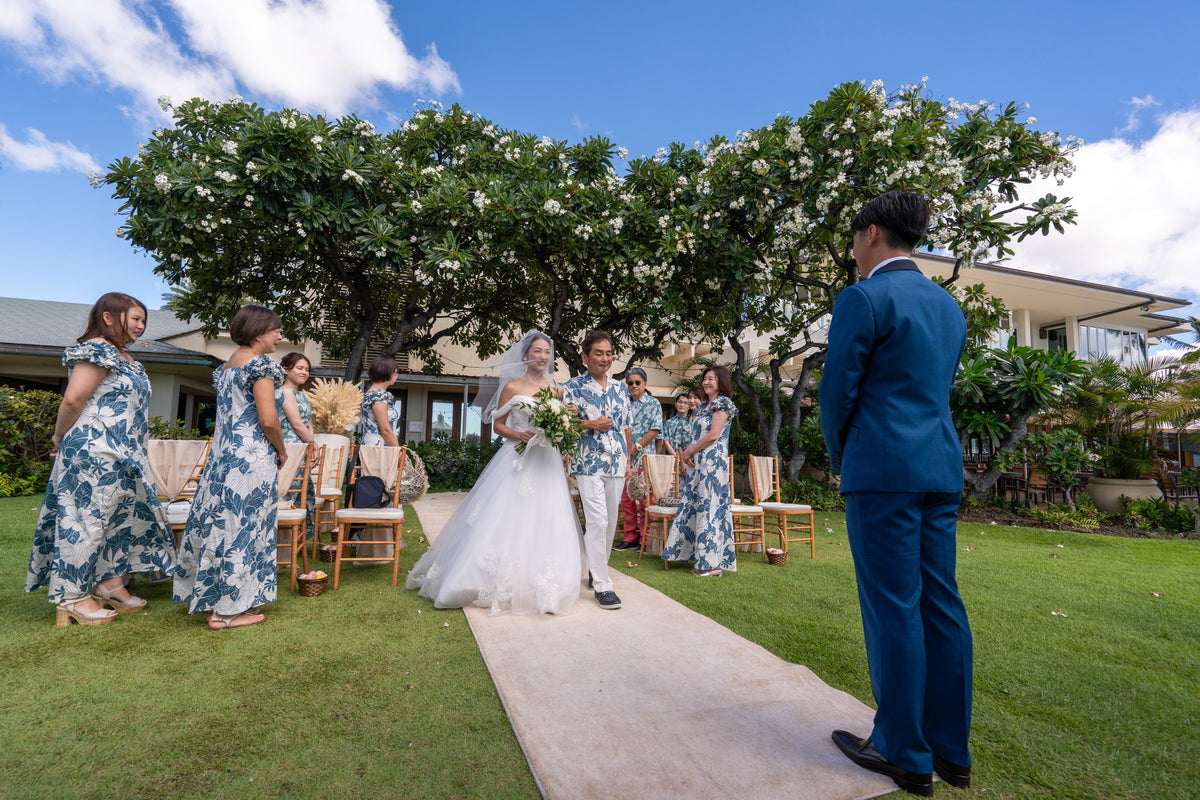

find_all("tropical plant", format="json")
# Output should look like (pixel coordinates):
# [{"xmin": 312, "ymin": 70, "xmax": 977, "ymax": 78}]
[
  {"xmin": 1066, "ymin": 355, "xmax": 1190, "ymax": 480},
  {"xmin": 952, "ymin": 343, "xmax": 1086, "ymax": 500},
  {"xmin": 994, "ymin": 428, "xmax": 1095, "ymax": 511}
]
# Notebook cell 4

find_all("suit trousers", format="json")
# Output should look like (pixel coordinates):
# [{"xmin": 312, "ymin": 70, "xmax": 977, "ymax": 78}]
[
  {"xmin": 844, "ymin": 491, "xmax": 973, "ymax": 774},
  {"xmin": 576, "ymin": 474, "xmax": 623, "ymax": 593}
]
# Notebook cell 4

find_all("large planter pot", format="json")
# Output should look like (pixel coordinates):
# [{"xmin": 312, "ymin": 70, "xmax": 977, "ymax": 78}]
[
  {"xmin": 1084, "ymin": 476, "xmax": 1163, "ymax": 513},
  {"xmin": 313, "ymin": 433, "xmax": 353, "ymax": 484}
]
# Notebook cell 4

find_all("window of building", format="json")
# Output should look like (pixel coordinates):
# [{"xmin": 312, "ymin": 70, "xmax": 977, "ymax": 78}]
[
  {"xmin": 425, "ymin": 391, "xmax": 490, "ymax": 445},
  {"xmin": 1079, "ymin": 325, "xmax": 1147, "ymax": 366}
]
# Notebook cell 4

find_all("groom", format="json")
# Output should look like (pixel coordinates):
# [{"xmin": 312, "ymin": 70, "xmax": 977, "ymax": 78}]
[
  {"xmin": 820, "ymin": 191, "xmax": 972, "ymax": 796},
  {"xmin": 563, "ymin": 330, "xmax": 632, "ymax": 610}
]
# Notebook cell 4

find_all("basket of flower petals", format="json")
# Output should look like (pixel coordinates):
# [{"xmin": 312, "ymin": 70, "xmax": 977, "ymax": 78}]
[
  {"xmin": 297, "ymin": 570, "xmax": 329, "ymax": 596},
  {"xmin": 766, "ymin": 548, "xmax": 788, "ymax": 566},
  {"xmin": 319, "ymin": 544, "xmax": 337, "ymax": 563}
]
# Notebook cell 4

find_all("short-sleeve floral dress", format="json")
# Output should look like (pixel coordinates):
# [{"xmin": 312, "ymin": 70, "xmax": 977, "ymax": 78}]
[
  {"xmin": 360, "ymin": 387, "xmax": 398, "ymax": 445},
  {"xmin": 26, "ymin": 341, "xmax": 176, "ymax": 603},
  {"xmin": 661, "ymin": 395, "xmax": 739, "ymax": 572},
  {"xmin": 173, "ymin": 355, "xmax": 285, "ymax": 615}
]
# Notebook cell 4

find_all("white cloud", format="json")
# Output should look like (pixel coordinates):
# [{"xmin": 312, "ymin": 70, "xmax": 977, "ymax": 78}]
[
  {"xmin": 1120, "ymin": 94, "xmax": 1160, "ymax": 134},
  {"xmin": 1006, "ymin": 108, "xmax": 1200, "ymax": 309},
  {"xmin": 570, "ymin": 114, "xmax": 587, "ymax": 132},
  {"xmin": 0, "ymin": 0, "xmax": 459, "ymax": 120},
  {"xmin": 170, "ymin": 0, "xmax": 460, "ymax": 114},
  {"xmin": 0, "ymin": 124, "xmax": 100, "ymax": 173}
]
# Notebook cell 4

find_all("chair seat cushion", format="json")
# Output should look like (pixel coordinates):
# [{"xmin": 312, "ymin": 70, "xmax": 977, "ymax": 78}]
[
  {"xmin": 760, "ymin": 502, "xmax": 813, "ymax": 512},
  {"xmin": 276, "ymin": 509, "xmax": 307, "ymax": 522},
  {"xmin": 164, "ymin": 500, "xmax": 191, "ymax": 526},
  {"xmin": 335, "ymin": 507, "xmax": 404, "ymax": 521},
  {"xmin": 646, "ymin": 506, "xmax": 678, "ymax": 516},
  {"xmin": 731, "ymin": 504, "xmax": 764, "ymax": 514},
  {"xmin": 317, "ymin": 489, "xmax": 342, "ymax": 498}
]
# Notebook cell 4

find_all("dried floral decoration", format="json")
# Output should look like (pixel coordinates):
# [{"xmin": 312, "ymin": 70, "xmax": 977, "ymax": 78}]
[{"xmin": 304, "ymin": 378, "xmax": 364, "ymax": 435}]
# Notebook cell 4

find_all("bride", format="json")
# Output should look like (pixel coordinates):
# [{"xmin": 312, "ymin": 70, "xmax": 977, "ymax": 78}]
[{"xmin": 406, "ymin": 330, "xmax": 582, "ymax": 615}]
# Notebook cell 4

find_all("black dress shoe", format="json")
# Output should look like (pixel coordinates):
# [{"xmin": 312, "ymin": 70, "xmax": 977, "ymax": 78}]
[
  {"xmin": 933, "ymin": 754, "xmax": 971, "ymax": 788},
  {"xmin": 831, "ymin": 730, "xmax": 933, "ymax": 797}
]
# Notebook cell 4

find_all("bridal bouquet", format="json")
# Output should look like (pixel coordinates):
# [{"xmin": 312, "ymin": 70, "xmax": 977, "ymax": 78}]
[{"xmin": 517, "ymin": 387, "xmax": 583, "ymax": 455}]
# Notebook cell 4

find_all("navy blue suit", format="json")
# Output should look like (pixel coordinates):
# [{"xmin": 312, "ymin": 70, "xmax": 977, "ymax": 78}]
[{"xmin": 819, "ymin": 259, "xmax": 973, "ymax": 774}]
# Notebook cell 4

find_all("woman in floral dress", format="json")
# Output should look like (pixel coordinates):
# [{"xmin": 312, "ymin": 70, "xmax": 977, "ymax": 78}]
[
  {"xmin": 173, "ymin": 306, "xmax": 286, "ymax": 630},
  {"xmin": 276, "ymin": 352, "xmax": 316, "ymax": 540},
  {"xmin": 27, "ymin": 293, "xmax": 176, "ymax": 626},
  {"xmin": 360, "ymin": 354, "xmax": 400, "ymax": 446},
  {"xmin": 661, "ymin": 365, "xmax": 739, "ymax": 577}
]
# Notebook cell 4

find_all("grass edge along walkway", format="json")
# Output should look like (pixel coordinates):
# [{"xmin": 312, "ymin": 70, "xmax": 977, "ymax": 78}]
[{"xmin": 2, "ymin": 495, "xmax": 1198, "ymax": 799}]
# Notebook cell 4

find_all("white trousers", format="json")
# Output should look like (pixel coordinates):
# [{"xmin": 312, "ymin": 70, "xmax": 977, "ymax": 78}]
[{"xmin": 576, "ymin": 474, "xmax": 623, "ymax": 593}]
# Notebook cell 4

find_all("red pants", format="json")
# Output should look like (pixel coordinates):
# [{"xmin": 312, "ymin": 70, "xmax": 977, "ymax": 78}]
[{"xmin": 619, "ymin": 481, "xmax": 647, "ymax": 543}]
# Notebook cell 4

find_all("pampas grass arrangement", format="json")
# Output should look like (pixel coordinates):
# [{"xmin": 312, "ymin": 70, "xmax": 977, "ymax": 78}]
[{"xmin": 304, "ymin": 378, "xmax": 363, "ymax": 435}]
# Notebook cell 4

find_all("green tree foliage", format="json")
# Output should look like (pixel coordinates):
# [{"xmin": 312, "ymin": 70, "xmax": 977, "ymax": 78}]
[
  {"xmin": 0, "ymin": 388, "xmax": 58, "ymax": 496},
  {"xmin": 629, "ymin": 80, "xmax": 1078, "ymax": 477},
  {"xmin": 952, "ymin": 343, "xmax": 1086, "ymax": 500}
]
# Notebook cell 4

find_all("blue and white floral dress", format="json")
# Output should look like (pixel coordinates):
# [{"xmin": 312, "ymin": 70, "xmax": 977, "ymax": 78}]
[
  {"xmin": 360, "ymin": 388, "xmax": 398, "ymax": 445},
  {"xmin": 661, "ymin": 396, "xmax": 739, "ymax": 572},
  {"xmin": 173, "ymin": 356, "xmax": 285, "ymax": 615},
  {"xmin": 276, "ymin": 386, "xmax": 315, "ymax": 539},
  {"xmin": 27, "ymin": 341, "xmax": 176, "ymax": 603}
]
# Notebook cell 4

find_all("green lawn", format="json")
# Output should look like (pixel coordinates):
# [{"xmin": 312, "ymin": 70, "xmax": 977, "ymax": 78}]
[{"xmin": 3, "ymin": 497, "xmax": 1198, "ymax": 799}]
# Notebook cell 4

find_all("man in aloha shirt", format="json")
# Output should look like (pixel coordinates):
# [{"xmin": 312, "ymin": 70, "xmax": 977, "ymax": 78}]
[
  {"xmin": 615, "ymin": 367, "xmax": 663, "ymax": 551},
  {"xmin": 563, "ymin": 330, "xmax": 633, "ymax": 610}
]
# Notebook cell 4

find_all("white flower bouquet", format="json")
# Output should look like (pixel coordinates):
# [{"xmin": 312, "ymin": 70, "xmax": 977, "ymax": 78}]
[{"xmin": 517, "ymin": 387, "xmax": 583, "ymax": 456}]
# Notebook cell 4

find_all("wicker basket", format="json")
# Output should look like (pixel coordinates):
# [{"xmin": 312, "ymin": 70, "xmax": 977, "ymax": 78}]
[
  {"xmin": 297, "ymin": 577, "xmax": 328, "ymax": 597},
  {"xmin": 318, "ymin": 547, "xmax": 336, "ymax": 563},
  {"xmin": 767, "ymin": 550, "xmax": 788, "ymax": 566}
]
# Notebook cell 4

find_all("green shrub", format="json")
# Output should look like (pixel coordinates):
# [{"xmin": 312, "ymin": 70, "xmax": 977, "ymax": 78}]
[
  {"xmin": 0, "ymin": 388, "xmax": 59, "ymax": 497},
  {"xmin": 1120, "ymin": 496, "xmax": 1198, "ymax": 536},
  {"xmin": 1030, "ymin": 503, "xmax": 1104, "ymax": 531},
  {"xmin": 410, "ymin": 434, "xmax": 501, "ymax": 492},
  {"xmin": 780, "ymin": 478, "xmax": 845, "ymax": 511},
  {"xmin": 148, "ymin": 416, "xmax": 208, "ymax": 440}
]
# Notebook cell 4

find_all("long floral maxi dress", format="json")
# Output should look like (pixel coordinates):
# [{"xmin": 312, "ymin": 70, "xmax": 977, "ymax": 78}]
[
  {"xmin": 173, "ymin": 356, "xmax": 285, "ymax": 615},
  {"xmin": 276, "ymin": 387, "xmax": 315, "ymax": 539},
  {"xmin": 27, "ymin": 341, "xmax": 176, "ymax": 603},
  {"xmin": 661, "ymin": 395, "xmax": 739, "ymax": 572}
]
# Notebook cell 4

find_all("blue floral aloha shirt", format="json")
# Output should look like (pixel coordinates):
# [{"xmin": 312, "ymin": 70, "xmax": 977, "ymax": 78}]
[{"xmin": 562, "ymin": 374, "xmax": 632, "ymax": 478}]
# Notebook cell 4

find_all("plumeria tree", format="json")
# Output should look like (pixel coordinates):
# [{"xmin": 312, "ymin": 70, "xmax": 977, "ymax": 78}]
[
  {"xmin": 104, "ymin": 97, "xmax": 530, "ymax": 379},
  {"xmin": 628, "ymin": 80, "xmax": 1080, "ymax": 478}
]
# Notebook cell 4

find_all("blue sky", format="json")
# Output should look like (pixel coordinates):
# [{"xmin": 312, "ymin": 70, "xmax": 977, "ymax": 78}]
[{"xmin": 3, "ymin": 0, "xmax": 1199, "ymax": 323}]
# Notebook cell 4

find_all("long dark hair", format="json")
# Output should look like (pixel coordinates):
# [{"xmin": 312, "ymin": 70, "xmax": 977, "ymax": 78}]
[{"xmin": 78, "ymin": 292, "xmax": 147, "ymax": 349}]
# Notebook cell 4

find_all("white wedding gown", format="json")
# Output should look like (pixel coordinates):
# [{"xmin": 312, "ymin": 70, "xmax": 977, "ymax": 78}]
[{"xmin": 406, "ymin": 396, "xmax": 583, "ymax": 615}]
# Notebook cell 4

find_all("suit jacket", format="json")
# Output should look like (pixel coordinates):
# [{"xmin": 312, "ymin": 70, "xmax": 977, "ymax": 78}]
[{"xmin": 819, "ymin": 259, "xmax": 967, "ymax": 494}]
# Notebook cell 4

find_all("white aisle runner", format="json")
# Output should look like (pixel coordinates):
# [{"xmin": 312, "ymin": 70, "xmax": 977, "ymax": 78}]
[{"xmin": 410, "ymin": 492, "xmax": 897, "ymax": 800}]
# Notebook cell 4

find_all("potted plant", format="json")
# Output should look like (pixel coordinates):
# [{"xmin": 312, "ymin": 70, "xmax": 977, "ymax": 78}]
[{"xmin": 1068, "ymin": 356, "xmax": 1179, "ymax": 511}]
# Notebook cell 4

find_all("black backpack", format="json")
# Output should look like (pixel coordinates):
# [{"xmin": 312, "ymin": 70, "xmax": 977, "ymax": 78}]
[{"xmin": 351, "ymin": 475, "xmax": 391, "ymax": 508}]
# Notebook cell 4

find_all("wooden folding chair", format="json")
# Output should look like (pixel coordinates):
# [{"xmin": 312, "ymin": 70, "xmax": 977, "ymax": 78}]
[
  {"xmin": 749, "ymin": 454, "xmax": 815, "ymax": 559},
  {"xmin": 276, "ymin": 442, "xmax": 314, "ymax": 591},
  {"xmin": 312, "ymin": 442, "xmax": 351, "ymax": 560},
  {"xmin": 147, "ymin": 438, "xmax": 212, "ymax": 547},
  {"xmin": 640, "ymin": 453, "xmax": 680, "ymax": 567},
  {"xmin": 730, "ymin": 455, "xmax": 767, "ymax": 561},
  {"xmin": 332, "ymin": 445, "xmax": 407, "ymax": 589}
]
